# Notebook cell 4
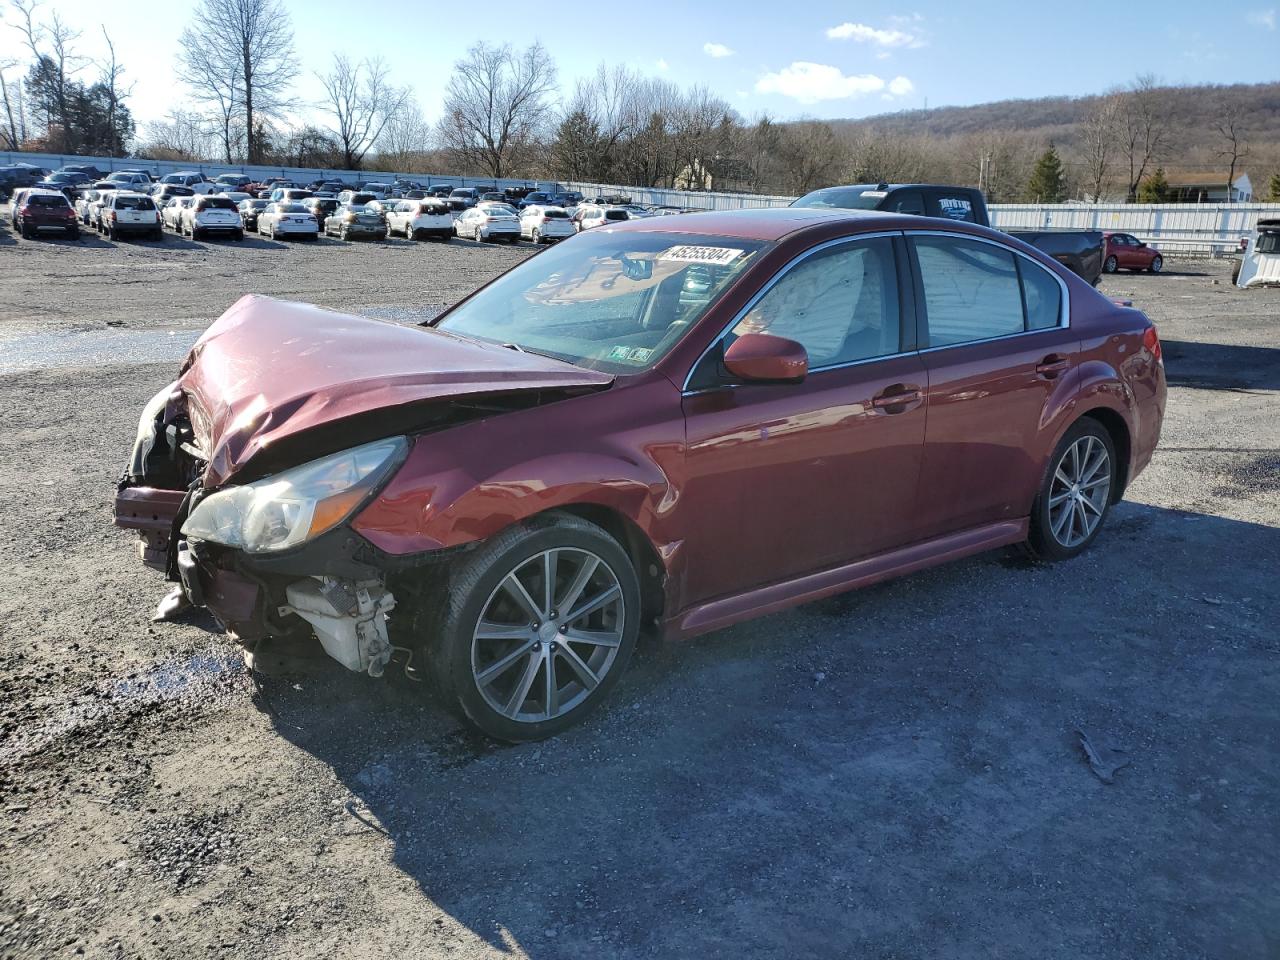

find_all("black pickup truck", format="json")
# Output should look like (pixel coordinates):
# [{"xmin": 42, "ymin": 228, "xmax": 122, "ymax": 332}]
[{"xmin": 792, "ymin": 183, "xmax": 1103, "ymax": 286}]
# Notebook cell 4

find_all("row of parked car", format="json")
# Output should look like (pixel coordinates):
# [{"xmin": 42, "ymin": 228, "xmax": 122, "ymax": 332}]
[{"xmin": 6, "ymin": 177, "xmax": 685, "ymax": 247}]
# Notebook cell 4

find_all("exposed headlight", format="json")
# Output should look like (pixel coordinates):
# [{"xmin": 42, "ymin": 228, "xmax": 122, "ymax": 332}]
[{"xmin": 182, "ymin": 437, "xmax": 407, "ymax": 553}]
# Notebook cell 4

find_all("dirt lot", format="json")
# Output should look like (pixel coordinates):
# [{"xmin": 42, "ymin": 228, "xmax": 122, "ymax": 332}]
[{"xmin": 0, "ymin": 230, "xmax": 1277, "ymax": 959}]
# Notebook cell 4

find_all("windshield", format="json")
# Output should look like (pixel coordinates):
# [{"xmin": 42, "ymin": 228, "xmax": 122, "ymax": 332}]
[
  {"xmin": 791, "ymin": 186, "xmax": 885, "ymax": 210},
  {"xmin": 437, "ymin": 231, "xmax": 767, "ymax": 373}
]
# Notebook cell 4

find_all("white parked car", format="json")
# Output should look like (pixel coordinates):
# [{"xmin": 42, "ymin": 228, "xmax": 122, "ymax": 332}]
[
  {"xmin": 217, "ymin": 191, "xmax": 253, "ymax": 204},
  {"xmin": 268, "ymin": 187, "xmax": 314, "ymax": 204},
  {"xmin": 99, "ymin": 191, "xmax": 162, "ymax": 241},
  {"xmin": 572, "ymin": 204, "xmax": 630, "ymax": 232},
  {"xmin": 75, "ymin": 188, "xmax": 107, "ymax": 225},
  {"xmin": 181, "ymin": 194, "xmax": 244, "ymax": 240},
  {"xmin": 454, "ymin": 201, "xmax": 520, "ymax": 243},
  {"xmin": 163, "ymin": 196, "xmax": 195, "ymax": 231},
  {"xmin": 105, "ymin": 171, "xmax": 153, "ymax": 192},
  {"xmin": 155, "ymin": 171, "xmax": 216, "ymax": 195},
  {"xmin": 519, "ymin": 205, "xmax": 575, "ymax": 243},
  {"xmin": 257, "ymin": 201, "xmax": 319, "ymax": 240},
  {"xmin": 385, "ymin": 199, "xmax": 454, "ymax": 241}
]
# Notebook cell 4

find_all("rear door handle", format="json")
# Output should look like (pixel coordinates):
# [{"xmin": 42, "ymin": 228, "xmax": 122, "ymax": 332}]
[
  {"xmin": 871, "ymin": 385, "xmax": 923, "ymax": 412},
  {"xmin": 1036, "ymin": 355, "xmax": 1071, "ymax": 378}
]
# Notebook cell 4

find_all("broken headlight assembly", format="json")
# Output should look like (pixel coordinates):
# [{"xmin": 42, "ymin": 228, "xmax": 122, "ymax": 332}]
[{"xmin": 181, "ymin": 437, "xmax": 407, "ymax": 553}]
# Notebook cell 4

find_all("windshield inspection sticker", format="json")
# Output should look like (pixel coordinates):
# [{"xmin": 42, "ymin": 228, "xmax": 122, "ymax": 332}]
[
  {"xmin": 659, "ymin": 245, "xmax": 744, "ymax": 266},
  {"xmin": 606, "ymin": 345, "xmax": 655, "ymax": 363}
]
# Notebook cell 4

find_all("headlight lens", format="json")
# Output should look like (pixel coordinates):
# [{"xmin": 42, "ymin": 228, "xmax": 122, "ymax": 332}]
[{"xmin": 182, "ymin": 437, "xmax": 407, "ymax": 553}]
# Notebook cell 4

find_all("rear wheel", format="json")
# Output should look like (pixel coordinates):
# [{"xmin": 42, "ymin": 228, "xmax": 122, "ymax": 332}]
[
  {"xmin": 1148, "ymin": 254, "xmax": 1163, "ymax": 273},
  {"xmin": 1025, "ymin": 418, "xmax": 1117, "ymax": 561},
  {"xmin": 1103, "ymin": 255, "xmax": 1118, "ymax": 273},
  {"xmin": 425, "ymin": 515, "xmax": 641, "ymax": 742},
  {"xmin": 67, "ymin": 226, "xmax": 79, "ymax": 240}
]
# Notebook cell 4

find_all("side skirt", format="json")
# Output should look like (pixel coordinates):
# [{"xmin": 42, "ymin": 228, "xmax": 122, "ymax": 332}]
[{"xmin": 670, "ymin": 519, "xmax": 1029, "ymax": 640}]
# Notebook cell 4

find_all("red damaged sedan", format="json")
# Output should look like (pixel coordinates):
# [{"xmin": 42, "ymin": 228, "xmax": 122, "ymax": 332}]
[{"xmin": 115, "ymin": 208, "xmax": 1166, "ymax": 741}]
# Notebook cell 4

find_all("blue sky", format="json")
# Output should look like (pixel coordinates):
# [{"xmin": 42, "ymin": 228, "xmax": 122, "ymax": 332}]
[{"xmin": 3, "ymin": 0, "xmax": 1276, "ymax": 128}]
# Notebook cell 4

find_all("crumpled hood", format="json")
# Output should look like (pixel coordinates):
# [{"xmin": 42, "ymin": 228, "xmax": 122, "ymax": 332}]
[{"xmin": 179, "ymin": 295, "xmax": 612, "ymax": 486}]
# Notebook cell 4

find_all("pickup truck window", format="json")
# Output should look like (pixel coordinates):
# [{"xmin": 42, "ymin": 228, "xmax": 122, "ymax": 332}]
[
  {"xmin": 914, "ymin": 236, "xmax": 1024, "ymax": 347},
  {"xmin": 932, "ymin": 193, "xmax": 978, "ymax": 222}
]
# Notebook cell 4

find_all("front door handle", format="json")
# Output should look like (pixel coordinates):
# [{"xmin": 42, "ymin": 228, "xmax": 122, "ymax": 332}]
[
  {"xmin": 1036, "ymin": 355, "xmax": 1071, "ymax": 379},
  {"xmin": 871, "ymin": 385, "xmax": 923, "ymax": 412}
]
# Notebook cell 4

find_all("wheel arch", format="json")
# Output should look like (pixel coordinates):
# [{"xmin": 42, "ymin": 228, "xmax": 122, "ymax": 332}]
[
  {"xmin": 542, "ymin": 503, "xmax": 668, "ymax": 631},
  {"xmin": 1077, "ymin": 406, "xmax": 1131, "ymax": 501}
]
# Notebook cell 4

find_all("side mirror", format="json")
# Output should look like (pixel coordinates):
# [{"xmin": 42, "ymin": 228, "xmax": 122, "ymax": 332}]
[{"xmin": 723, "ymin": 333, "xmax": 808, "ymax": 384}]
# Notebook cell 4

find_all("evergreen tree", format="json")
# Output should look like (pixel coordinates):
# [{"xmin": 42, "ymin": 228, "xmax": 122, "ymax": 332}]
[
  {"xmin": 1137, "ymin": 167, "xmax": 1169, "ymax": 203},
  {"xmin": 1026, "ymin": 144, "xmax": 1067, "ymax": 202}
]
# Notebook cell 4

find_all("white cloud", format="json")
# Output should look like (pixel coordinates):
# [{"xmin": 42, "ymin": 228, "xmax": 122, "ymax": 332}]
[
  {"xmin": 703, "ymin": 42, "xmax": 734, "ymax": 58},
  {"xmin": 656, "ymin": 58, "xmax": 669, "ymax": 71},
  {"xmin": 825, "ymin": 21, "xmax": 923, "ymax": 47},
  {"xmin": 888, "ymin": 75, "xmax": 914, "ymax": 96},
  {"xmin": 755, "ymin": 62, "xmax": 889, "ymax": 103},
  {"xmin": 1247, "ymin": 8, "xmax": 1276, "ymax": 28}
]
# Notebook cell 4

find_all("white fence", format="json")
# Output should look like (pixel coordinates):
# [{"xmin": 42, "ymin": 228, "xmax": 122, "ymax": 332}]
[{"xmin": 988, "ymin": 203, "xmax": 1280, "ymax": 254}]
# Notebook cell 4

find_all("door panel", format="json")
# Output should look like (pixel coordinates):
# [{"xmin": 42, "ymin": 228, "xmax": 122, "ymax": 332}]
[
  {"xmin": 908, "ymin": 233, "xmax": 1081, "ymax": 540},
  {"xmin": 914, "ymin": 329, "xmax": 1079, "ymax": 539},
  {"xmin": 680, "ymin": 353, "xmax": 928, "ymax": 605}
]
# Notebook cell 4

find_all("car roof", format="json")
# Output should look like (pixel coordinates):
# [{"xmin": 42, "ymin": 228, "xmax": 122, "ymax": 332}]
[{"xmin": 604, "ymin": 206, "xmax": 940, "ymax": 242}]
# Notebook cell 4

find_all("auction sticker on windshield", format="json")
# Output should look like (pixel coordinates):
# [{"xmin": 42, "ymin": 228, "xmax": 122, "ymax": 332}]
[{"xmin": 659, "ymin": 245, "xmax": 744, "ymax": 266}]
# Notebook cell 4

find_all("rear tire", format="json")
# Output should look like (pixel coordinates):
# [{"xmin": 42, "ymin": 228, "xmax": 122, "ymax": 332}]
[
  {"xmin": 67, "ymin": 226, "xmax": 79, "ymax": 240},
  {"xmin": 1103, "ymin": 255, "xmax": 1118, "ymax": 274},
  {"xmin": 1024, "ymin": 418, "xmax": 1117, "ymax": 561},
  {"xmin": 1148, "ymin": 254, "xmax": 1163, "ymax": 273},
  {"xmin": 423, "ymin": 514, "xmax": 641, "ymax": 742}
]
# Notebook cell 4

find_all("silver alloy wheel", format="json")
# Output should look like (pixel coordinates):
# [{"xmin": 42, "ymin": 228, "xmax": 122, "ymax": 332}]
[
  {"xmin": 1048, "ymin": 435, "xmax": 1111, "ymax": 548},
  {"xmin": 471, "ymin": 547, "xmax": 625, "ymax": 723}
]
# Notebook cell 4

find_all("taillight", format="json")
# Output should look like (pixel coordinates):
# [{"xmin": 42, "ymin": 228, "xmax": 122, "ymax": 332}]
[
  {"xmin": 1143, "ymin": 325, "xmax": 1162, "ymax": 364},
  {"xmin": 18, "ymin": 206, "xmax": 30, "ymax": 215}
]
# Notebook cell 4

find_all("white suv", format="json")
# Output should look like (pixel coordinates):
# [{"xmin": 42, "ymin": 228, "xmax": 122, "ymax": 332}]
[
  {"xmin": 519, "ymin": 205, "xmax": 575, "ymax": 243},
  {"xmin": 386, "ymin": 199, "xmax": 454, "ymax": 241},
  {"xmin": 180, "ymin": 194, "xmax": 244, "ymax": 240},
  {"xmin": 99, "ymin": 192, "xmax": 161, "ymax": 241}
]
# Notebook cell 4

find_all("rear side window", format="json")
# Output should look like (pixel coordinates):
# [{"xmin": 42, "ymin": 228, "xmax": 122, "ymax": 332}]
[
  {"xmin": 730, "ymin": 237, "xmax": 901, "ymax": 368},
  {"xmin": 886, "ymin": 191, "xmax": 925, "ymax": 215},
  {"xmin": 914, "ymin": 236, "xmax": 1024, "ymax": 346},
  {"xmin": 1020, "ymin": 260, "xmax": 1063, "ymax": 330}
]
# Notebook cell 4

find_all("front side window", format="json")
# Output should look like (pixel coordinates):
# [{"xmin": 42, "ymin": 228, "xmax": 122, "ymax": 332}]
[
  {"xmin": 729, "ymin": 237, "xmax": 901, "ymax": 368},
  {"xmin": 437, "ymin": 231, "xmax": 767, "ymax": 373}
]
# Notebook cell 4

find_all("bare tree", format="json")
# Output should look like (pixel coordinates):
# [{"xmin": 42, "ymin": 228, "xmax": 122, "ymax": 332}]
[
  {"xmin": 135, "ymin": 110, "xmax": 221, "ymax": 160},
  {"xmin": 0, "ymin": 59, "xmax": 20, "ymax": 148},
  {"xmin": 1081, "ymin": 94, "xmax": 1121, "ymax": 202},
  {"xmin": 1214, "ymin": 99, "xmax": 1249, "ymax": 203},
  {"xmin": 178, "ymin": 0, "xmax": 296, "ymax": 164},
  {"xmin": 96, "ymin": 27, "xmax": 132, "ymax": 155},
  {"xmin": 318, "ymin": 54, "xmax": 410, "ymax": 170},
  {"xmin": 10, "ymin": 0, "xmax": 87, "ymax": 150},
  {"xmin": 436, "ymin": 41, "xmax": 557, "ymax": 178},
  {"xmin": 1118, "ymin": 74, "xmax": 1169, "ymax": 202},
  {"xmin": 776, "ymin": 120, "xmax": 844, "ymax": 194},
  {"xmin": 375, "ymin": 98, "xmax": 432, "ymax": 171}
]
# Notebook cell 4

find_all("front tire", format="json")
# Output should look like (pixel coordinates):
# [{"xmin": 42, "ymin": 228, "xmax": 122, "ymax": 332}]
[
  {"xmin": 424, "ymin": 514, "xmax": 641, "ymax": 742},
  {"xmin": 1025, "ymin": 418, "xmax": 1117, "ymax": 561},
  {"xmin": 1103, "ymin": 255, "xmax": 1118, "ymax": 274}
]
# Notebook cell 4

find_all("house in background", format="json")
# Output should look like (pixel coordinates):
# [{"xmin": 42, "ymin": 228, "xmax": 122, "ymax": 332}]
[{"xmin": 1163, "ymin": 171, "xmax": 1253, "ymax": 203}]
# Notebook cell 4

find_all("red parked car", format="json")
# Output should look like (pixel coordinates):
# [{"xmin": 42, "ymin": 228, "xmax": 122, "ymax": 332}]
[
  {"xmin": 11, "ymin": 187, "xmax": 79, "ymax": 240},
  {"xmin": 1102, "ymin": 232, "xmax": 1163, "ymax": 273},
  {"xmin": 114, "ymin": 208, "xmax": 1166, "ymax": 741}
]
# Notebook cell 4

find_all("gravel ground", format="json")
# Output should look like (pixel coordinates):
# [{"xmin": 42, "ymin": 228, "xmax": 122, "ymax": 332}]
[{"xmin": 0, "ymin": 228, "xmax": 1277, "ymax": 959}]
